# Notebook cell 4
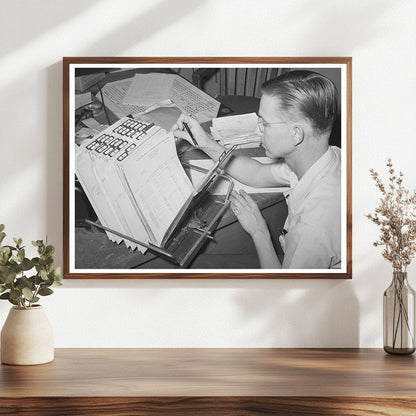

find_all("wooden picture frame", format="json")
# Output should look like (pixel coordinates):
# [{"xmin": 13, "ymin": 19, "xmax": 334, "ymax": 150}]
[{"xmin": 63, "ymin": 57, "xmax": 352, "ymax": 279}]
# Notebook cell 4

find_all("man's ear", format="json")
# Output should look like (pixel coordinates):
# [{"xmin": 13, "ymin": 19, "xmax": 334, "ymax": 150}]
[{"xmin": 291, "ymin": 123, "xmax": 305, "ymax": 147}]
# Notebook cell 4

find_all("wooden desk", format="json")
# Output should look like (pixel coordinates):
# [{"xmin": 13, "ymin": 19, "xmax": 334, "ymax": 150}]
[{"xmin": 1, "ymin": 349, "xmax": 415, "ymax": 415}]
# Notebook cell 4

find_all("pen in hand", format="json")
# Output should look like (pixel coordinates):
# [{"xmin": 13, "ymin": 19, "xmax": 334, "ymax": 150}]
[{"xmin": 182, "ymin": 122, "xmax": 198, "ymax": 146}]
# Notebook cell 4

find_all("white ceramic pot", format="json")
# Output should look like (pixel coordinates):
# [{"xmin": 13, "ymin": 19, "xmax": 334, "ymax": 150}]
[{"xmin": 1, "ymin": 305, "xmax": 54, "ymax": 365}]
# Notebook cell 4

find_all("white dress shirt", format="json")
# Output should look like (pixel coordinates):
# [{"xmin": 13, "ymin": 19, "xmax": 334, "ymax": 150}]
[{"xmin": 271, "ymin": 146, "xmax": 341, "ymax": 269}]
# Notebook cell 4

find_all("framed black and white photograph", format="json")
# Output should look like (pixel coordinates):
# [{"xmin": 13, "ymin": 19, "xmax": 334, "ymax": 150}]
[{"xmin": 63, "ymin": 57, "xmax": 352, "ymax": 279}]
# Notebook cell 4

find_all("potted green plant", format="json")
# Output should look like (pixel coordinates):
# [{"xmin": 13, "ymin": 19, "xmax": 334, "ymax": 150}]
[{"xmin": 0, "ymin": 224, "xmax": 63, "ymax": 365}]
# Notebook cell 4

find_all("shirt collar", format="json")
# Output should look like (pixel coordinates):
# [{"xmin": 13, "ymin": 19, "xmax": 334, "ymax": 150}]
[{"xmin": 285, "ymin": 147, "xmax": 336, "ymax": 211}]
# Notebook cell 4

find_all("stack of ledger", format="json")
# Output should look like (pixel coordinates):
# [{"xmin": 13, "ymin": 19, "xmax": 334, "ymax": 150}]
[
  {"xmin": 210, "ymin": 112, "xmax": 262, "ymax": 149},
  {"xmin": 75, "ymin": 109, "xmax": 235, "ymax": 267}
]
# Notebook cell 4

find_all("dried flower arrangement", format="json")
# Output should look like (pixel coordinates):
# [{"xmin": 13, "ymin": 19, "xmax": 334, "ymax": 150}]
[
  {"xmin": 366, "ymin": 159, "xmax": 416, "ymax": 272},
  {"xmin": 367, "ymin": 159, "xmax": 416, "ymax": 354}
]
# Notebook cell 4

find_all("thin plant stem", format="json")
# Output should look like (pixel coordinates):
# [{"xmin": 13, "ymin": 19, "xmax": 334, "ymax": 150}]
[
  {"xmin": 392, "ymin": 285, "xmax": 397, "ymax": 347},
  {"xmin": 391, "ymin": 274, "xmax": 415, "ymax": 350}
]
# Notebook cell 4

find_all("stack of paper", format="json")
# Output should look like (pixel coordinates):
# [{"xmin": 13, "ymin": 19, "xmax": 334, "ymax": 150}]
[
  {"xmin": 122, "ymin": 73, "xmax": 220, "ymax": 123},
  {"xmin": 95, "ymin": 79, "xmax": 149, "ymax": 119},
  {"xmin": 210, "ymin": 113, "xmax": 262, "ymax": 148}
]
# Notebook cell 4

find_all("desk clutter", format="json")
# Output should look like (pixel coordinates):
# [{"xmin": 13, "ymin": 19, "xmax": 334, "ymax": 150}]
[
  {"xmin": 210, "ymin": 112, "xmax": 262, "ymax": 149},
  {"xmin": 84, "ymin": 72, "xmax": 221, "ymax": 123},
  {"xmin": 74, "ymin": 70, "xmax": 262, "ymax": 266},
  {"xmin": 76, "ymin": 113, "xmax": 237, "ymax": 266}
]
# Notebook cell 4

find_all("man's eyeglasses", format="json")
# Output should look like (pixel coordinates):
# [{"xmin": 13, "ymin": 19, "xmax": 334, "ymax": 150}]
[{"xmin": 257, "ymin": 117, "xmax": 288, "ymax": 134}]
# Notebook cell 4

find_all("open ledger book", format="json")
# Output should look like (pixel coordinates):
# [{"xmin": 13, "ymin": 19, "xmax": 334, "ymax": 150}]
[{"xmin": 75, "ymin": 114, "xmax": 235, "ymax": 267}]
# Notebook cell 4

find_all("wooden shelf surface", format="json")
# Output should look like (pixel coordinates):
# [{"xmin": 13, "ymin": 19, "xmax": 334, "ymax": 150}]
[{"xmin": 1, "ymin": 348, "xmax": 416, "ymax": 415}]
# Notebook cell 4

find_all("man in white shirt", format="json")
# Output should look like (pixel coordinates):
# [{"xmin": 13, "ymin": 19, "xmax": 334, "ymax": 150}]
[{"xmin": 172, "ymin": 70, "xmax": 341, "ymax": 269}]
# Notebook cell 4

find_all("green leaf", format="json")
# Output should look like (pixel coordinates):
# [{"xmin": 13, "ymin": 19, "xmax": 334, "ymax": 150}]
[
  {"xmin": 34, "ymin": 274, "xmax": 43, "ymax": 285},
  {"xmin": 0, "ymin": 264, "xmax": 8, "ymax": 275},
  {"xmin": 22, "ymin": 287, "xmax": 34, "ymax": 301},
  {"xmin": 52, "ymin": 267, "xmax": 63, "ymax": 285},
  {"xmin": 1, "ymin": 271, "xmax": 17, "ymax": 285},
  {"xmin": 9, "ymin": 288, "xmax": 21, "ymax": 301},
  {"xmin": 32, "ymin": 240, "xmax": 43, "ymax": 247},
  {"xmin": 42, "ymin": 256, "xmax": 54, "ymax": 266},
  {"xmin": 17, "ymin": 276, "xmax": 35, "ymax": 291},
  {"xmin": 13, "ymin": 237, "xmax": 22, "ymax": 248},
  {"xmin": 8, "ymin": 297, "xmax": 18, "ymax": 306},
  {"xmin": 0, "ymin": 224, "xmax": 5, "ymax": 232},
  {"xmin": 8, "ymin": 263, "xmax": 20, "ymax": 276},
  {"xmin": 0, "ymin": 254, "xmax": 8, "ymax": 266},
  {"xmin": 0, "ymin": 292, "xmax": 15, "ymax": 305},
  {"xmin": 20, "ymin": 257, "xmax": 34, "ymax": 271},
  {"xmin": 17, "ymin": 248, "xmax": 25, "ymax": 263},
  {"xmin": 45, "ymin": 245, "xmax": 55, "ymax": 256},
  {"xmin": 0, "ymin": 232, "xmax": 5, "ymax": 244},
  {"xmin": 38, "ymin": 287, "xmax": 53, "ymax": 296},
  {"xmin": 0, "ymin": 285, "xmax": 6, "ymax": 294},
  {"xmin": 42, "ymin": 276, "xmax": 55, "ymax": 287},
  {"xmin": 52, "ymin": 266, "xmax": 61, "ymax": 277},
  {"xmin": 0, "ymin": 246, "xmax": 10, "ymax": 255},
  {"xmin": 0, "ymin": 246, "xmax": 11, "ymax": 265},
  {"xmin": 27, "ymin": 275, "xmax": 36, "ymax": 282},
  {"xmin": 39, "ymin": 269, "xmax": 48, "ymax": 281}
]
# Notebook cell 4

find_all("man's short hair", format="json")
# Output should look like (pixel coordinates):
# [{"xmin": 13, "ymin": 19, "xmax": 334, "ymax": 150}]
[{"xmin": 261, "ymin": 70, "xmax": 338, "ymax": 135}]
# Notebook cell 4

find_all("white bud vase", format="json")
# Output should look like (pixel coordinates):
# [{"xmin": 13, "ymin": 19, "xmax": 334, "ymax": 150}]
[{"xmin": 1, "ymin": 305, "xmax": 54, "ymax": 365}]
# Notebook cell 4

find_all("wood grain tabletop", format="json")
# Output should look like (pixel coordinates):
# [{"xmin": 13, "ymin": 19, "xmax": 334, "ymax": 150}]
[{"xmin": 1, "ymin": 348, "xmax": 415, "ymax": 415}]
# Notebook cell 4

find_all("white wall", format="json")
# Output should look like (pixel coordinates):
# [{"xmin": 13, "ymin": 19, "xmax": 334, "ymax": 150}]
[{"xmin": 1, "ymin": 0, "xmax": 415, "ymax": 348}]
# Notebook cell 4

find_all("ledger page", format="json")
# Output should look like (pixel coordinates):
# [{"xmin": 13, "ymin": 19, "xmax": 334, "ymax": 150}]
[
  {"xmin": 97, "ymin": 78, "xmax": 148, "ymax": 119},
  {"xmin": 170, "ymin": 75, "xmax": 220, "ymax": 123},
  {"xmin": 122, "ymin": 73, "xmax": 173, "ymax": 107},
  {"xmin": 123, "ymin": 73, "xmax": 220, "ymax": 123},
  {"xmin": 120, "ymin": 132, "xmax": 194, "ymax": 246}
]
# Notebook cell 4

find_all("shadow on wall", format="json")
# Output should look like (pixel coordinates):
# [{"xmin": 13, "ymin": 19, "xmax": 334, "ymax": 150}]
[
  {"xmin": 233, "ymin": 280, "xmax": 359, "ymax": 348},
  {"xmin": 1, "ymin": 0, "xmax": 202, "ymax": 57},
  {"xmin": 293, "ymin": 0, "xmax": 393, "ymax": 51},
  {"xmin": 57, "ymin": 277, "xmax": 359, "ymax": 348},
  {"xmin": 80, "ymin": 0, "xmax": 202, "ymax": 55},
  {"xmin": 1, "ymin": 0, "xmax": 101, "ymax": 57}
]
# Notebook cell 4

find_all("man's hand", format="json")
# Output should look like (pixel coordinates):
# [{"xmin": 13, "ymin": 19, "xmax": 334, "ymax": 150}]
[
  {"xmin": 230, "ymin": 190, "xmax": 269, "ymax": 239},
  {"xmin": 170, "ymin": 114, "xmax": 212, "ymax": 149}
]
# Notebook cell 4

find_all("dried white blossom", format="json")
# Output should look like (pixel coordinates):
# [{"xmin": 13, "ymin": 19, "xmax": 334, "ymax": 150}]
[{"xmin": 367, "ymin": 159, "xmax": 416, "ymax": 272}]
